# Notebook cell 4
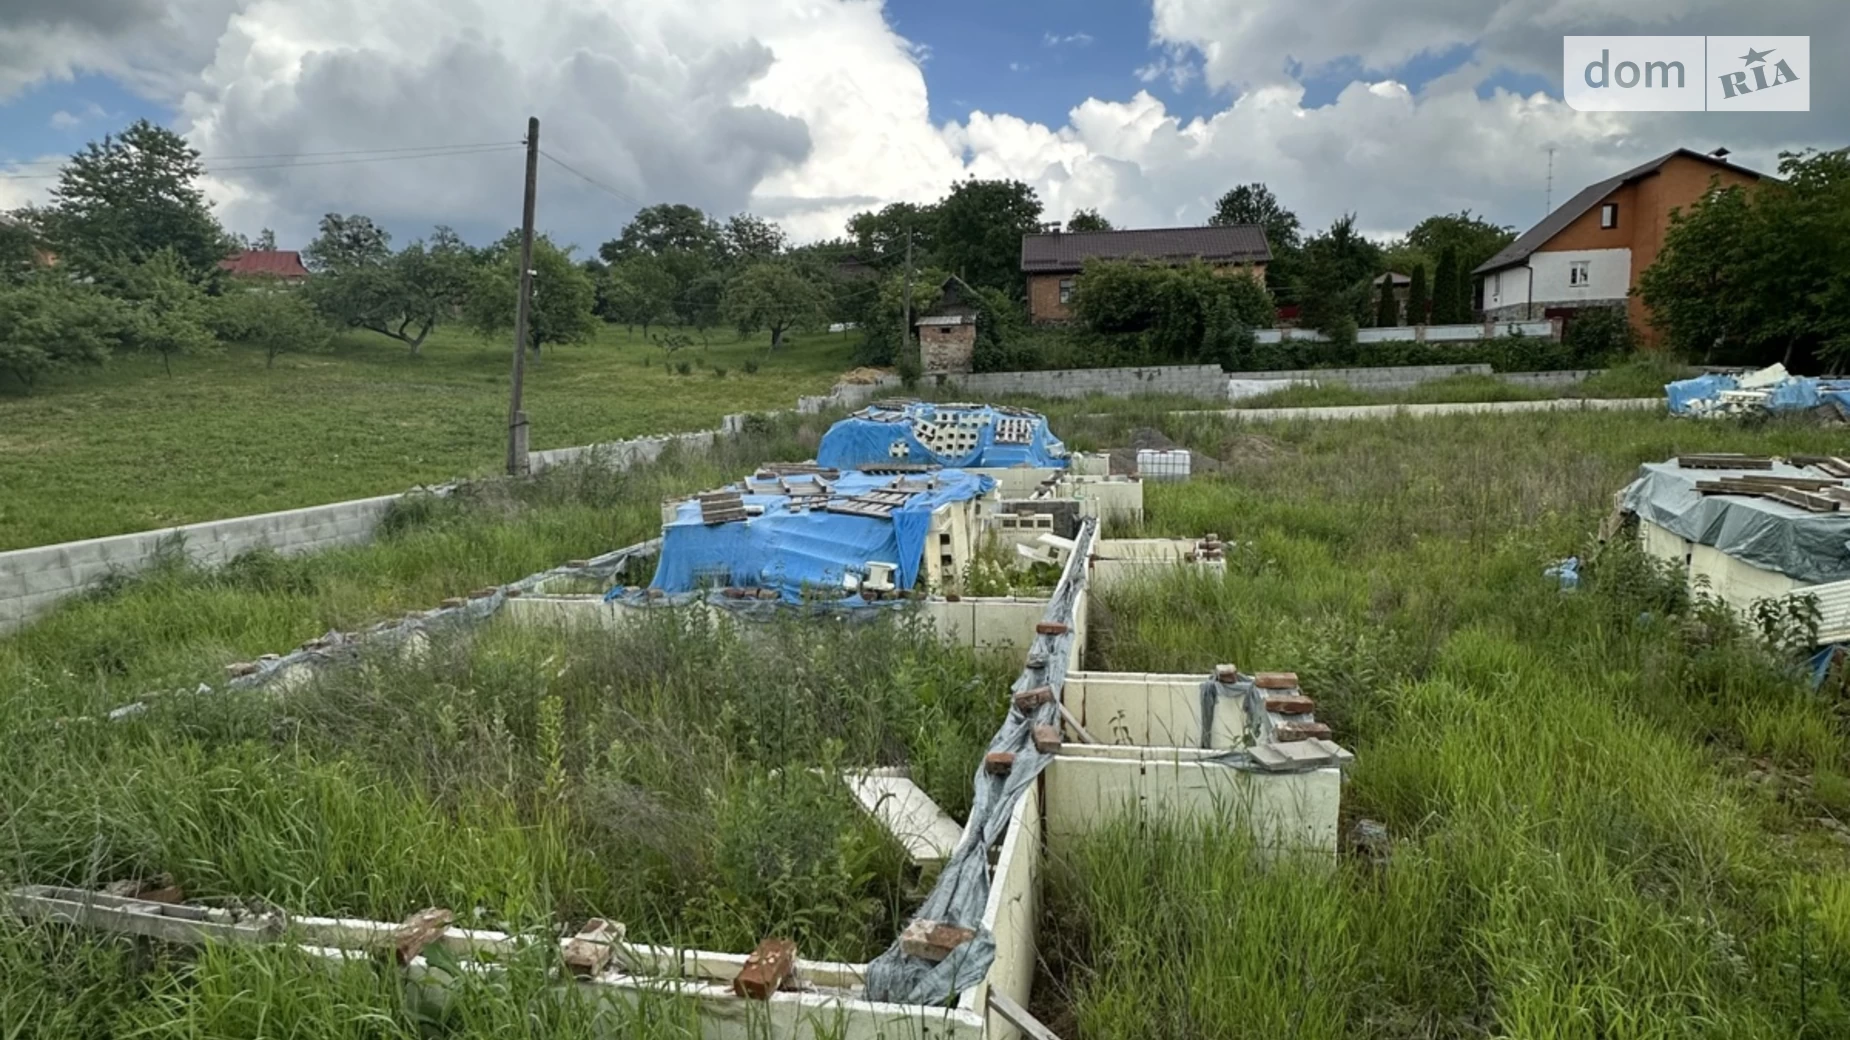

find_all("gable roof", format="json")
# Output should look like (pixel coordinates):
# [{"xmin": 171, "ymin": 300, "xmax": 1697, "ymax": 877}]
[
  {"xmin": 219, "ymin": 250, "xmax": 311, "ymax": 279},
  {"xmin": 1474, "ymin": 149, "xmax": 1762, "ymax": 275},
  {"xmin": 1021, "ymin": 225, "xmax": 1271, "ymax": 274}
]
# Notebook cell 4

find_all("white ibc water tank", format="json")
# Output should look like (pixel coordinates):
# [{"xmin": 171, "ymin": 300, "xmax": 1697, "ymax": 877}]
[{"xmin": 1136, "ymin": 449, "xmax": 1192, "ymax": 482}]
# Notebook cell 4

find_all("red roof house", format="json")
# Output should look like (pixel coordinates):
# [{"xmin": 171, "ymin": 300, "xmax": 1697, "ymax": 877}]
[{"xmin": 219, "ymin": 250, "xmax": 311, "ymax": 282}]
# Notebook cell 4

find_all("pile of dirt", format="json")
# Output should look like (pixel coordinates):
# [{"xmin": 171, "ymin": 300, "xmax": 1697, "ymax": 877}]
[
  {"xmin": 836, "ymin": 366, "xmax": 891, "ymax": 386},
  {"xmin": 1216, "ymin": 432, "xmax": 1289, "ymax": 466}
]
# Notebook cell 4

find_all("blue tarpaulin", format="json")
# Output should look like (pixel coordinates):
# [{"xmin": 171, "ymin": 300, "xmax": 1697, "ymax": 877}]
[
  {"xmin": 642, "ymin": 469, "xmax": 996, "ymax": 601},
  {"xmin": 1666, "ymin": 368, "xmax": 1850, "ymax": 417},
  {"xmin": 817, "ymin": 403, "xmax": 1068, "ymax": 471}
]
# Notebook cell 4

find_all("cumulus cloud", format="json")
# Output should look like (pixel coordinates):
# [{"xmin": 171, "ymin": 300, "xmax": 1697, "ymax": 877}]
[{"xmin": 0, "ymin": 0, "xmax": 1841, "ymax": 250}]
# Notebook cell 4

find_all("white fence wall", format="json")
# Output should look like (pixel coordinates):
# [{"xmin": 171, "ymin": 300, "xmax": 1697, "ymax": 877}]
[{"xmin": 1252, "ymin": 320, "xmax": 1558, "ymax": 344}]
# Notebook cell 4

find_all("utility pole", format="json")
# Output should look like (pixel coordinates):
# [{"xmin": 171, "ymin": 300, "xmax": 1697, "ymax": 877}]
[
  {"xmin": 901, "ymin": 229, "xmax": 914, "ymax": 366},
  {"xmin": 506, "ymin": 116, "xmax": 539, "ymax": 476}
]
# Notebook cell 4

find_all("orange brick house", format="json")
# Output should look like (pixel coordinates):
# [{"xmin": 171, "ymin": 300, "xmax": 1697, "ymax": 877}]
[
  {"xmin": 1475, "ymin": 148, "xmax": 1762, "ymax": 337},
  {"xmin": 1019, "ymin": 225, "xmax": 1270, "ymax": 322}
]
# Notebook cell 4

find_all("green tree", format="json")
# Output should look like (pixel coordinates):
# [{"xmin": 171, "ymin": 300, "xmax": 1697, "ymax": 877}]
[
  {"xmin": 212, "ymin": 288, "xmax": 334, "ymax": 368},
  {"xmin": 1209, "ymin": 183, "xmax": 1302, "ymax": 251},
  {"xmin": 116, "ymin": 249, "xmax": 216, "ymax": 375},
  {"xmin": 1431, "ymin": 247, "xmax": 1461, "ymax": 324},
  {"xmin": 602, "ymin": 204, "xmax": 721, "ymax": 260},
  {"xmin": 470, "ymin": 234, "xmax": 599, "ymax": 354},
  {"xmin": 1295, "ymin": 214, "xmax": 1382, "ymax": 337},
  {"xmin": 846, "ymin": 202, "xmax": 939, "ymax": 269},
  {"xmin": 0, "ymin": 215, "xmax": 42, "ymax": 283},
  {"xmin": 305, "ymin": 224, "xmax": 475, "ymax": 354},
  {"xmin": 720, "ymin": 214, "xmax": 787, "ymax": 265},
  {"xmin": 934, "ymin": 178, "xmax": 1043, "ymax": 294},
  {"xmin": 44, "ymin": 120, "xmax": 227, "ymax": 280},
  {"xmin": 722, "ymin": 262, "xmax": 830, "ymax": 350},
  {"xmin": 600, "ymin": 258, "xmax": 677, "ymax": 336},
  {"xmin": 1069, "ymin": 259, "xmax": 1273, "ymax": 365},
  {"xmin": 1406, "ymin": 211, "xmax": 1516, "ymax": 276},
  {"xmin": 1407, "ymin": 265, "xmax": 1430, "ymax": 325},
  {"xmin": 0, "ymin": 275, "xmax": 122, "ymax": 392},
  {"xmin": 303, "ymin": 213, "xmax": 392, "ymax": 272},
  {"xmin": 1639, "ymin": 150, "xmax": 1850, "ymax": 370},
  {"xmin": 1374, "ymin": 276, "xmax": 1400, "ymax": 327},
  {"xmin": 1066, "ymin": 208, "xmax": 1113, "ymax": 232}
]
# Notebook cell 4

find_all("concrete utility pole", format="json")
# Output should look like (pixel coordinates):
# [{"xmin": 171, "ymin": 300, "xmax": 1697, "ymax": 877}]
[
  {"xmin": 506, "ymin": 115, "xmax": 539, "ymax": 476},
  {"xmin": 902, "ymin": 229, "xmax": 914, "ymax": 364}
]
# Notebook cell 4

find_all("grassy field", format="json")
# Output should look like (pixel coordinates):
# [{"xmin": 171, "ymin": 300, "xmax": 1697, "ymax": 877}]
[
  {"xmin": 1037, "ymin": 408, "xmax": 1850, "ymax": 1038},
  {"xmin": 0, "ymin": 323, "xmax": 858, "ymax": 551}
]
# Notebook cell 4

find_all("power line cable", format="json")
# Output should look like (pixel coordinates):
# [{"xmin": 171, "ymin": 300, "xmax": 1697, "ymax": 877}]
[
  {"xmin": 537, "ymin": 149, "xmax": 644, "ymax": 207},
  {"xmin": 0, "ymin": 140, "xmax": 520, "ymax": 171},
  {"xmin": 1, "ymin": 143, "xmax": 523, "ymax": 180}
]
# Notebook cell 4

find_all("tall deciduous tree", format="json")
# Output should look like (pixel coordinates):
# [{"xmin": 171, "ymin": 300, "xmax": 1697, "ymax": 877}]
[
  {"xmin": 303, "ymin": 213, "xmax": 392, "ymax": 272},
  {"xmin": 1406, "ymin": 211, "xmax": 1516, "ymax": 276},
  {"xmin": 1639, "ymin": 149, "xmax": 1850, "ymax": 370},
  {"xmin": 305, "ymin": 221, "xmax": 475, "ymax": 354},
  {"xmin": 116, "ymin": 249, "xmax": 216, "ymax": 375},
  {"xmin": 934, "ymin": 178, "xmax": 1043, "ymax": 294},
  {"xmin": 1209, "ymin": 183, "xmax": 1303, "ymax": 252},
  {"xmin": 1066, "ymin": 208, "xmax": 1114, "ymax": 232},
  {"xmin": 722, "ymin": 262, "xmax": 829, "ymax": 349},
  {"xmin": 846, "ymin": 202, "xmax": 939, "ymax": 269},
  {"xmin": 469, "ymin": 234, "xmax": 598, "ymax": 354},
  {"xmin": 1295, "ymin": 214, "xmax": 1383, "ymax": 338},
  {"xmin": 721, "ymin": 214, "xmax": 787, "ymax": 265},
  {"xmin": 46, "ymin": 120, "xmax": 227, "ymax": 280}
]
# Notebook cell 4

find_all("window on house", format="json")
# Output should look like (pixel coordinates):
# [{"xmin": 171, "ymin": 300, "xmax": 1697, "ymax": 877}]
[
  {"xmin": 1058, "ymin": 278, "xmax": 1075, "ymax": 304},
  {"xmin": 1569, "ymin": 261, "xmax": 1591, "ymax": 287},
  {"xmin": 1600, "ymin": 202, "xmax": 1618, "ymax": 229}
]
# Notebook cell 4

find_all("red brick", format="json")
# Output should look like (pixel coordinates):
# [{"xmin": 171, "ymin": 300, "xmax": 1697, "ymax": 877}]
[
  {"xmin": 392, "ymin": 907, "xmax": 454, "ymax": 965},
  {"xmin": 1032, "ymin": 723, "xmax": 1063, "ymax": 754},
  {"xmin": 1012, "ymin": 685, "xmax": 1055, "ymax": 712},
  {"xmin": 1275, "ymin": 721, "xmax": 1331, "ymax": 742},
  {"xmin": 733, "ymin": 938, "xmax": 797, "ymax": 1000},
  {"xmin": 226, "ymin": 661, "xmax": 260, "ymax": 678},
  {"xmin": 468, "ymin": 587, "xmax": 496, "ymax": 599},
  {"xmin": 1264, "ymin": 694, "xmax": 1315, "ymax": 716},
  {"xmin": 1035, "ymin": 621, "xmax": 1069, "ymax": 636},
  {"xmin": 900, "ymin": 919, "xmax": 976, "ymax": 962},
  {"xmin": 1254, "ymin": 672, "xmax": 1299, "ymax": 690},
  {"xmin": 985, "ymin": 752, "xmax": 1016, "ymax": 776},
  {"xmin": 440, "ymin": 597, "xmax": 466, "ymax": 609},
  {"xmin": 561, "ymin": 919, "xmax": 618, "ymax": 978},
  {"xmin": 946, "ymin": 593, "xmax": 961, "ymax": 602}
]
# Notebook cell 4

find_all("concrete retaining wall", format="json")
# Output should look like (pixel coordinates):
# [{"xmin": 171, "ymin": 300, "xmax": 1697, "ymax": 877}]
[
  {"xmin": 0, "ymin": 373, "xmax": 904, "ymax": 636},
  {"xmin": 1224, "ymin": 363, "xmax": 1493, "ymax": 393},
  {"xmin": 1253, "ymin": 320, "xmax": 1559, "ymax": 344}
]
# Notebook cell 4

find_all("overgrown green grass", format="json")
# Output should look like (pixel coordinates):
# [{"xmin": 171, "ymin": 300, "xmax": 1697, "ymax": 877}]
[
  {"xmin": 0, "ymin": 323, "xmax": 857, "ymax": 550},
  {"xmin": 1043, "ymin": 408, "xmax": 1850, "ymax": 1038}
]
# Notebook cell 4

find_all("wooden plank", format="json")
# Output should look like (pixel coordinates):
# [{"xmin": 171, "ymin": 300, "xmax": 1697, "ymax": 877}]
[
  {"xmin": 1678, "ymin": 454, "xmax": 1774, "ymax": 470},
  {"xmin": 1057, "ymin": 701, "xmax": 1097, "ymax": 745},
  {"xmin": 5, "ymin": 886, "xmax": 279, "ymax": 946},
  {"xmin": 842, "ymin": 771, "xmax": 964, "ymax": 867},
  {"xmin": 989, "ymin": 990, "xmax": 1064, "ymax": 1040}
]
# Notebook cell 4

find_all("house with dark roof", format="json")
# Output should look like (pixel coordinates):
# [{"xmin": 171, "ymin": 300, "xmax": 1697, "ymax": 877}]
[
  {"xmin": 1019, "ymin": 225, "xmax": 1270, "ymax": 323},
  {"xmin": 218, "ymin": 250, "xmax": 311, "ymax": 283},
  {"xmin": 1475, "ymin": 149, "xmax": 1762, "ymax": 335}
]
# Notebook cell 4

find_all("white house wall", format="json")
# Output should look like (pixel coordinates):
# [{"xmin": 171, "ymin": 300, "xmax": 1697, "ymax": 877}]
[{"xmin": 1530, "ymin": 248, "xmax": 1632, "ymax": 302}]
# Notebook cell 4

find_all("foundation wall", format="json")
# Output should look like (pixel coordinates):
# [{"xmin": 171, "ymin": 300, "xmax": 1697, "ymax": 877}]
[
  {"xmin": 1639, "ymin": 518, "xmax": 1807, "ymax": 612},
  {"xmin": 971, "ymin": 778, "xmax": 1042, "ymax": 1040},
  {"xmin": 1064, "ymin": 671, "xmax": 1246, "ymax": 749},
  {"xmin": 1042, "ymin": 756, "xmax": 1343, "ymax": 859}
]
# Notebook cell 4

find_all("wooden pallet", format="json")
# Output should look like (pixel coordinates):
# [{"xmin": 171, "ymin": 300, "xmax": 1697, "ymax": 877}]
[
  {"xmin": 1790, "ymin": 456, "xmax": 1850, "ymax": 479},
  {"xmin": 1696, "ymin": 479, "xmax": 1843, "ymax": 513},
  {"xmin": 698, "ymin": 492, "xmax": 748, "ymax": 525}
]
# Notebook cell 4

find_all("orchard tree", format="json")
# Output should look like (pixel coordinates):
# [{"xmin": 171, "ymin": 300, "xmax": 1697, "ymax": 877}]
[
  {"xmin": 722, "ymin": 262, "xmax": 829, "ymax": 349},
  {"xmin": 303, "ymin": 213, "xmax": 392, "ymax": 272},
  {"xmin": 0, "ymin": 276, "xmax": 123, "ymax": 392},
  {"xmin": 600, "ymin": 258, "xmax": 677, "ymax": 335},
  {"xmin": 213, "ymin": 289, "xmax": 333, "ymax": 368},
  {"xmin": 1066, "ymin": 208, "xmax": 1114, "ymax": 232},
  {"xmin": 116, "ymin": 249, "xmax": 216, "ymax": 375},
  {"xmin": 934, "ymin": 178, "xmax": 1043, "ymax": 294},
  {"xmin": 470, "ymin": 233, "xmax": 599, "ymax": 354},
  {"xmin": 46, "ymin": 120, "xmax": 227, "ymax": 279}
]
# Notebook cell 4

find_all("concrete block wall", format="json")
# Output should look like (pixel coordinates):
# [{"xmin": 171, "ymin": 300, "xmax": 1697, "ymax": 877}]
[
  {"xmin": 1223, "ymin": 363, "xmax": 1492, "ymax": 393},
  {"xmin": 940, "ymin": 364, "xmax": 1228, "ymax": 401},
  {"xmin": 1497, "ymin": 369, "xmax": 1600, "ymax": 389},
  {"xmin": 0, "ymin": 494, "xmax": 403, "ymax": 634}
]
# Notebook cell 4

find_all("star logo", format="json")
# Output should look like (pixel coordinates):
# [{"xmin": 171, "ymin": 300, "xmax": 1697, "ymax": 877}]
[{"xmin": 1739, "ymin": 46, "xmax": 1774, "ymax": 65}]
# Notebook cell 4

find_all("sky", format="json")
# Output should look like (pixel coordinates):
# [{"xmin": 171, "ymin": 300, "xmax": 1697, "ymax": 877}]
[{"xmin": 0, "ymin": 0, "xmax": 1842, "ymax": 253}]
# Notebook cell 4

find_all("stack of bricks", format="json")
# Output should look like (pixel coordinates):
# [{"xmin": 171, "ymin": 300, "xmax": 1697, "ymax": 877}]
[{"xmin": 1253, "ymin": 672, "xmax": 1330, "ymax": 742}]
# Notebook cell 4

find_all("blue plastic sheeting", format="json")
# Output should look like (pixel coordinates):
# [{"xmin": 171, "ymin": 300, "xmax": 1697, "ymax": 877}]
[
  {"xmin": 1667, "ymin": 371, "xmax": 1850, "ymax": 416},
  {"xmin": 1665, "ymin": 373, "xmax": 1736, "ymax": 414},
  {"xmin": 644, "ymin": 469, "xmax": 995, "ymax": 600},
  {"xmin": 817, "ymin": 403, "xmax": 1068, "ymax": 471}
]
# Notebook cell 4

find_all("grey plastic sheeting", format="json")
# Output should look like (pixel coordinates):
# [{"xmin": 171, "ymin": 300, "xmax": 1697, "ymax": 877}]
[
  {"xmin": 862, "ymin": 518, "xmax": 1096, "ymax": 1007},
  {"xmin": 1621, "ymin": 461, "xmax": 1850, "ymax": 585}
]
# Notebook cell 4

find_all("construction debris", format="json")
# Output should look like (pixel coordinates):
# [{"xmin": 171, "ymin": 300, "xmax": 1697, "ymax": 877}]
[
  {"xmin": 561, "ymin": 918, "xmax": 622, "ymax": 977},
  {"xmin": 898, "ymin": 919, "xmax": 976, "ymax": 963},
  {"xmin": 733, "ymin": 938, "xmax": 798, "ymax": 1000},
  {"xmin": 392, "ymin": 907, "xmax": 454, "ymax": 965}
]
